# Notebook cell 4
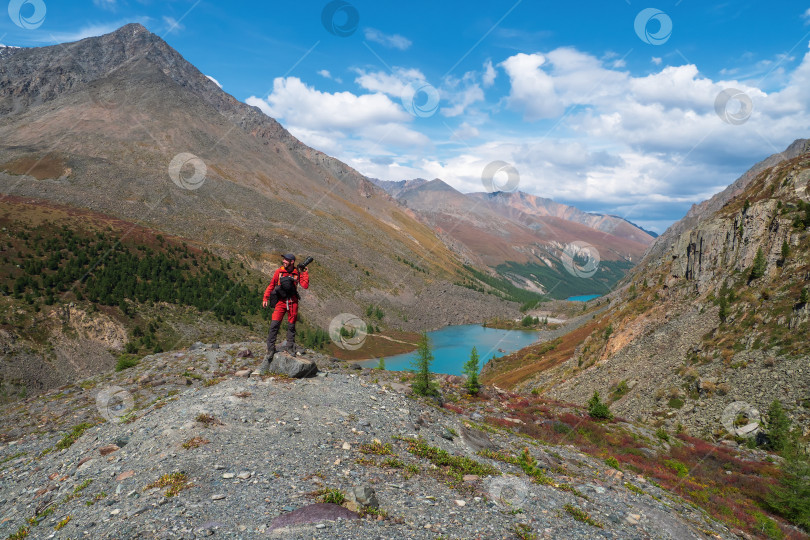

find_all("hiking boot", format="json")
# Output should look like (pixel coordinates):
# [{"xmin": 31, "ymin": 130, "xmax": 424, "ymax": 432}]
[
  {"xmin": 254, "ymin": 354, "xmax": 273, "ymax": 376},
  {"xmin": 278, "ymin": 342, "xmax": 296, "ymax": 355}
]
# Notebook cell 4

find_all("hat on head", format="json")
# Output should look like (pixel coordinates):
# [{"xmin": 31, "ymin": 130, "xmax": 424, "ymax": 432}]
[{"xmin": 282, "ymin": 253, "xmax": 296, "ymax": 261}]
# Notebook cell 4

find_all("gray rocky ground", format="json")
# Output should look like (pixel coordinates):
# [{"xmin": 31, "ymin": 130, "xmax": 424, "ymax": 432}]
[{"xmin": 0, "ymin": 342, "xmax": 737, "ymax": 539}]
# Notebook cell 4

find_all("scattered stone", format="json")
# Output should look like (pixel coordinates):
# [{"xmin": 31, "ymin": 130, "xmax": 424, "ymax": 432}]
[
  {"xmin": 113, "ymin": 435, "xmax": 130, "ymax": 448},
  {"xmin": 346, "ymin": 485, "xmax": 379, "ymax": 512},
  {"xmin": 454, "ymin": 500, "xmax": 466, "ymax": 507},
  {"xmin": 235, "ymin": 370, "xmax": 251, "ymax": 378},
  {"xmin": 99, "ymin": 444, "xmax": 120, "ymax": 456},
  {"xmin": 625, "ymin": 513, "xmax": 641, "ymax": 525},
  {"xmin": 342, "ymin": 442, "xmax": 351, "ymax": 450},
  {"xmin": 236, "ymin": 349, "xmax": 253, "ymax": 358},
  {"xmin": 463, "ymin": 475, "xmax": 479, "ymax": 482},
  {"xmin": 222, "ymin": 473, "xmax": 235, "ymax": 479},
  {"xmin": 211, "ymin": 494, "xmax": 226, "ymax": 501},
  {"xmin": 115, "ymin": 470, "xmax": 135, "ymax": 482},
  {"xmin": 460, "ymin": 425, "xmax": 498, "ymax": 452},
  {"xmin": 237, "ymin": 472, "xmax": 251, "ymax": 480},
  {"xmin": 389, "ymin": 382, "xmax": 412, "ymax": 394}
]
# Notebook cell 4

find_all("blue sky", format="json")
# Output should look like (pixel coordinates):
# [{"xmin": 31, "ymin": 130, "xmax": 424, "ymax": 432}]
[{"xmin": 3, "ymin": 1, "xmax": 810, "ymax": 232}]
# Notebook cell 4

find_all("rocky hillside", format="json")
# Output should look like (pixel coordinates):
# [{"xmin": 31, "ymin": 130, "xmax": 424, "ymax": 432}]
[
  {"xmin": 0, "ymin": 342, "xmax": 793, "ymax": 539},
  {"xmin": 481, "ymin": 140, "xmax": 810, "ymax": 444},
  {"xmin": 0, "ymin": 196, "xmax": 522, "ymax": 402},
  {"xmin": 0, "ymin": 23, "xmax": 520, "ymax": 333},
  {"xmin": 0, "ymin": 24, "xmax": 530, "ymax": 397},
  {"xmin": 373, "ymin": 178, "xmax": 649, "ymax": 299}
]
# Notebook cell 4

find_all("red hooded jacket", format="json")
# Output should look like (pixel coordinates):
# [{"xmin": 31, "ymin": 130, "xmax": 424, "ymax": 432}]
[{"xmin": 262, "ymin": 266, "xmax": 309, "ymax": 304}]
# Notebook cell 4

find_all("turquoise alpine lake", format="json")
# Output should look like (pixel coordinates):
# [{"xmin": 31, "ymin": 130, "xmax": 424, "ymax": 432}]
[
  {"xmin": 358, "ymin": 324, "xmax": 540, "ymax": 376},
  {"xmin": 566, "ymin": 294, "xmax": 601, "ymax": 302}
]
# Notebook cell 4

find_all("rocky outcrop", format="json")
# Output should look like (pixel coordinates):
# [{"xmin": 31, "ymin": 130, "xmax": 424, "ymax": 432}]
[
  {"xmin": 644, "ymin": 138, "xmax": 810, "ymax": 264},
  {"xmin": 525, "ymin": 141, "xmax": 810, "ymax": 439},
  {"xmin": 267, "ymin": 352, "xmax": 318, "ymax": 378}
]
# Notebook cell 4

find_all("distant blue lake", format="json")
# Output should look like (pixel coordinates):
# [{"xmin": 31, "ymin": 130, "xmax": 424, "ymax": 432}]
[
  {"xmin": 566, "ymin": 294, "xmax": 601, "ymax": 302},
  {"xmin": 357, "ymin": 324, "xmax": 540, "ymax": 376}
]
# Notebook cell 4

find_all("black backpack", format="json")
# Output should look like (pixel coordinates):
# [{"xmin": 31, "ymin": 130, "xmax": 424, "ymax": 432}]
[{"xmin": 277, "ymin": 274, "xmax": 297, "ymax": 300}]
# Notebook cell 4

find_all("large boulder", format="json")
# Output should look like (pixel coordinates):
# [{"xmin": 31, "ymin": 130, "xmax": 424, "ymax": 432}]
[
  {"xmin": 345, "ymin": 485, "xmax": 379, "ymax": 512},
  {"xmin": 460, "ymin": 425, "xmax": 499, "ymax": 452},
  {"xmin": 268, "ymin": 352, "xmax": 318, "ymax": 378}
]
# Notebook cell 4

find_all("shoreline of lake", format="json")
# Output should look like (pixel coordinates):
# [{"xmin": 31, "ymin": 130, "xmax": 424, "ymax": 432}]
[{"xmin": 355, "ymin": 324, "xmax": 541, "ymax": 376}]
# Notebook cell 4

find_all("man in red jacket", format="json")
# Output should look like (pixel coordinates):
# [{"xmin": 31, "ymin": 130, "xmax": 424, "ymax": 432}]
[{"xmin": 257, "ymin": 253, "xmax": 310, "ymax": 373}]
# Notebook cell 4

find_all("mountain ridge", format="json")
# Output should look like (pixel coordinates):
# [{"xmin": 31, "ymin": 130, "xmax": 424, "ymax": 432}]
[
  {"xmin": 0, "ymin": 23, "xmax": 518, "ymax": 325},
  {"xmin": 483, "ymin": 138, "xmax": 810, "ymax": 443}
]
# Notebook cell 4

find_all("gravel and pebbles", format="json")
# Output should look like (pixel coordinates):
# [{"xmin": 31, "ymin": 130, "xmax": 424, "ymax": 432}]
[{"xmin": 0, "ymin": 342, "xmax": 736, "ymax": 539}]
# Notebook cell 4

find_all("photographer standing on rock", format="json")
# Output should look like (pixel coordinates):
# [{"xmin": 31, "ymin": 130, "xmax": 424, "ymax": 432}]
[{"xmin": 257, "ymin": 253, "xmax": 310, "ymax": 374}]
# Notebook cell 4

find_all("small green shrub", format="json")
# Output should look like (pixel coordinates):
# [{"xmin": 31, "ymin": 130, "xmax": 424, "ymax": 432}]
[
  {"xmin": 668, "ymin": 397, "xmax": 684, "ymax": 409},
  {"xmin": 317, "ymin": 488, "xmax": 345, "ymax": 505},
  {"xmin": 753, "ymin": 512, "xmax": 784, "ymax": 539},
  {"xmin": 587, "ymin": 391, "xmax": 612, "ymax": 420},
  {"xmin": 664, "ymin": 459, "xmax": 689, "ymax": 478},
  {"xmin": 114, "ymin": 354, "xmax": 139, "ymax": 372}
]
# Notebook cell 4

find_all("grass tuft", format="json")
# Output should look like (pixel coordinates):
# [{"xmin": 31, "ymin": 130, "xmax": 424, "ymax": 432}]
[
  {"xmin": 564, "ymin": 504, "xmax": 603, "ymax": 528},
  {"xmin": 55, "ymin": 423, "xmax": 93, "ymax": 451},
  {"xmin": 145, "ymin": 472, "xmax": 193, "ymax": 497}
]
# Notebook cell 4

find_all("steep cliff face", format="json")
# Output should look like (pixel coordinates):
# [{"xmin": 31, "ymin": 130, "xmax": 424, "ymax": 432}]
[
  {"xmin": 644, "ymin": 138, "xmax": 810, "ymax": 263},
  {"xmin": 500, "ymin": 141, "xmax": 810, "ymax": 440}
]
